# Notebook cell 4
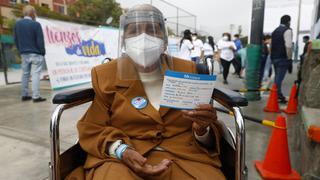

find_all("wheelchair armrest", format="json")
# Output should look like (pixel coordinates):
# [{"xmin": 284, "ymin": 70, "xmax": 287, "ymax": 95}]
[
  {"xmin": 213, "ymin": 88, "xmax": 248, "ymax": 108},
  {"xmin": 52, "ymin": 88, "xmax": 95, "ymax": 104}
]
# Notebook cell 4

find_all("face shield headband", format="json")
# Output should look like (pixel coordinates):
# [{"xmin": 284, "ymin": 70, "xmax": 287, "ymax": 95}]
[{"xmin": 117, "ymin": 5, "xmax": 173, "ymax": 80}]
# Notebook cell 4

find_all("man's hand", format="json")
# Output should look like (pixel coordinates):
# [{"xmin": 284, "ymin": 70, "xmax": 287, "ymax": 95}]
[
  {"xmin": 121, "ymin": 148, "xmax": 172, "ymax": 177},
  {"xmin": 182, "ymin": 104, "xmax": 217, "ymax": 136}
]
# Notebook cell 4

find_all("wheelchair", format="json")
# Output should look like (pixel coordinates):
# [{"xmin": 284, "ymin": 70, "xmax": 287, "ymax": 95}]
[{"xmin": 49, "ymin": 84, "xmax": 248, "ymax": 180}]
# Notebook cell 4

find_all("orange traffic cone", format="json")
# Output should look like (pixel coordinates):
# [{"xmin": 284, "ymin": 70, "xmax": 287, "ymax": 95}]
[
  {"xmin": 264, "ymin": 84, "xmax": 280, "ymax": 113},
  {"xmin": 255, "ymin": 116, "xmax": 301, "ymax": 180},
  {"xmin": 283, "ymin": 83, "xmax": 298, "ymax": 114}
]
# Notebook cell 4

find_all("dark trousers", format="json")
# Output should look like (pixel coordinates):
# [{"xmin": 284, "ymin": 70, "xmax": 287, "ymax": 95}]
[
  {"xmin": 273, "ymin": 58, "xmax": 290, "ymax": 98},
  {"xmin": 259, "ymin": 54, "xmax": 268, "ymax": 84},
  {"xmin": 297, "ymin": 55, "xmax": 305, "ymax": 83},
  {"xmin": 232, "ymin": 55, "xmax": 241, "ymax": 75},
  {"xmin": 204, "ymin": 55, "xmax": 214, "ymax": 75},
  {"xmin": 191, "ymin": 56, "xmax": 201, "ymax": 64},
  {"xmin": 221, "ymin": 58, "xmax": 232, "ymax": 81}
]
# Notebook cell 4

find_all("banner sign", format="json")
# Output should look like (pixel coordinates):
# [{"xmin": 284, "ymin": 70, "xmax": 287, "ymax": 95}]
[
  {"xmin": 38, "ymin": 18, "xmax": 119, "ymax": 90},
  {"xmin": 167, "ymin": 36, "xmax": 181, "ymax": 58}
]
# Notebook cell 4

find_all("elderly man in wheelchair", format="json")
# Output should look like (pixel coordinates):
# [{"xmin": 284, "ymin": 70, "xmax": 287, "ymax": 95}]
[{"xmin": 50, "ymin": 4, "xmax": 248, "ymax": 180}]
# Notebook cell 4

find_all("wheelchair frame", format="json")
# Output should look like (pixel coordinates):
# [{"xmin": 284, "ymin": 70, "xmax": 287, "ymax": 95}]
[{"xmin": 49, "ymin": 87, "xmax": 248, "ymax": 180}]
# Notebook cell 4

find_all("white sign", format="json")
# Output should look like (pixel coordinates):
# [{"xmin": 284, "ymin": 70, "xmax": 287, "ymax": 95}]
[
  {"xmin": 160, "ymin": 70, "xmax": 216, "ymax": 110},
  {"xmin": 38, "ymin": 18, "xmax": 119, "ymax": 90},
  {"xmin": 167, "ymin": 36, "xmax": 181, "ymax": 58}
]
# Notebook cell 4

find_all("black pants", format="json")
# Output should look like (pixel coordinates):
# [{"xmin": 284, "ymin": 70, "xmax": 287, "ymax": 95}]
[
  {"xmin": 232, "ymin": 55, "xmax": 241, "ymax": 75},
  {"xmin": 221, "ymin": 58, "xmax": 232, "ymax": 81}
]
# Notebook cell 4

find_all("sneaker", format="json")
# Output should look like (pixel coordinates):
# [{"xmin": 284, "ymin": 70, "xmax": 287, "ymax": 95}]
[
  {"xmin": 223, "ymin": 80, "xmax": 228, "ymax": 85},
  {"xmin": 21, "ymin": 96, "xmax": 32, "ymax": 101},
  {"xmin": 278, "ymin": 97, "xmax": 288, "ymax": 104},
  {"xmin": 33, "ymin": 97, "xmax": 47, "ymax": 103}
]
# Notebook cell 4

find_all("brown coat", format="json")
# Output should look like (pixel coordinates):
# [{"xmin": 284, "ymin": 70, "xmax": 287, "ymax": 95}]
[{"xmin": 66, "ymin": 57, "xmax": 225, "ymax": 180}]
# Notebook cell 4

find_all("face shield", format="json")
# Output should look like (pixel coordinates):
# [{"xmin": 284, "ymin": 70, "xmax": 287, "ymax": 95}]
[{"xmin": 117, "ymin": 4, "xmax": 173, "ymax": 80}]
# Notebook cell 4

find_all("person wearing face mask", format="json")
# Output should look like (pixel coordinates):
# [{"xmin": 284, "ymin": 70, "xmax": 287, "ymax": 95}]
[
  {"xmin": 259, "ymin": 35, "xmax": 272, "ymax": 85},
  {"xmin": 190, "ymin": 33, "xmax": 204, "ymax": 63},
  {"xmin": 179, "ymin": 29, "xmax": 194, "ymax": 61},
  {"xmin": 203, "ymin": 36, "xmax": 217, "ymax": 74},
  {"xmin": 217, "ymin": 33, "xmax": 237, "ymax": 84},
  {"xmin": 14, "ymin": 5, "xmax": 46, "ymax": 102},
  {"xmin": 66, "ymin": 4, "xmax": 226, "ymax": 180},
  {"xmin": 232, "ymin": 34, "xmax": 242, "ymax": 78},
  {"xmin": 271, "ymin": 15, "xmax": 293, "ymax": 104}
]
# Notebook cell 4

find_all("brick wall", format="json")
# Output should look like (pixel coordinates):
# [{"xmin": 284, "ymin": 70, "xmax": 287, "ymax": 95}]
[{"xmin": 0, "ymin": 0, "xmax": 10, "ymax": 6}]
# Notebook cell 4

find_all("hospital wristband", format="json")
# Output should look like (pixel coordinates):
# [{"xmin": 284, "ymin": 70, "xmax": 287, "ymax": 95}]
[
  {"xmin": 108, "ymin": 140, "xmax": 123, "ymax": 158},
  {"xmin": 115, "ymin": 144, "xmax": 130, "ymax": 160}
]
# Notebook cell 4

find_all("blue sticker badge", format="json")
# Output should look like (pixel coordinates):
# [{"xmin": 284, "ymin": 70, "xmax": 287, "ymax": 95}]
[{"xmin": 131, "ymin": 97, "xmax": 148, "ymax": 109}]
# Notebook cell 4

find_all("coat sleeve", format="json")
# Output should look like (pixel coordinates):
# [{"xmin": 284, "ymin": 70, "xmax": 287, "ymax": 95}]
[
  {"xmin": 14, "ymin": 25, "xmax": 19, "ymax": 51},
  {"xmin": 77, "ymin": 67, "xmax": 132, "ymax": 159},
  {"xmin": 36, "ymin": 22, "xmax": 46, "ymax": 56},
  {"xmin": 191, "ymin": 62, "xmax": 221, "ymax": 156}
]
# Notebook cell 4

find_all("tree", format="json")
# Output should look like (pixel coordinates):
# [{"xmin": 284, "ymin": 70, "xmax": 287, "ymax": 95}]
[
  {"xmin": 68, "ymin": 0, "xmax": 122, "ymax": 27},
  {"xmin": 12, "ymin": 4, "xmax": 77, "ymax": 23}
]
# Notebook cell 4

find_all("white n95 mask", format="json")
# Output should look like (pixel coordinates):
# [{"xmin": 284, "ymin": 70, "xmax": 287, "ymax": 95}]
[{"xmin": 125, "ymin": 33, "xmax": 164, "ymax": 67}]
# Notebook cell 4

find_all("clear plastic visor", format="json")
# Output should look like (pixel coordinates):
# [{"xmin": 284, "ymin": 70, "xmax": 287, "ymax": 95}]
[
  {"xmin": 124, "ymin": 22, "xmax": 165, "ymax": 39},
  {"xmin": 117, "ymin": 11, "xmax": 172, "ymax": 81}
]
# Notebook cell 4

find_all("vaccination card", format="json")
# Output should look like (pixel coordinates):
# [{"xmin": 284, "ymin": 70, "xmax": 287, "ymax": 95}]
[{"xmin": 160, "ymin": 70, "xmax": 216, "ymax": 110}]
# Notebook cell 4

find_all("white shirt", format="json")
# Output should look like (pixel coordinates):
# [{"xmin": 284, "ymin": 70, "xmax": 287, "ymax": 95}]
[
  {"xmin": 217, "ymin": 39, "xmax": 236, "ymax": 61},
  {"xmin": 282, "ymin": 26, "xmax": 293, "ymax": 59},
  {"xmin": 179, "ymin": 39, "xmax": 193, "ymax": 61},
  {"xmin": 203, "ymin": 42, "xmax": 215, "ymax": 56},
  {"xmin": 191, "ymin": 39, "xmax": 204, "ymax": 58},
  {"xmin": 139, "ymin": 68, "xmax": 163, "ymax": 110}
]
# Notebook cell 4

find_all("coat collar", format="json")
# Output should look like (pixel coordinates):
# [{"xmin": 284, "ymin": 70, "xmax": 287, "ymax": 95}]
[
  {"xmin": 115, "ymin": 55, "xmax": 173, "ymax": 88},
  {"xmin": 114, "ymin": 55, "xmax": 173, "ymax": 122}
]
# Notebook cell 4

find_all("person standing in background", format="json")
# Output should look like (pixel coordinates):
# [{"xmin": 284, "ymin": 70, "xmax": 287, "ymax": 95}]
[
  {"xmin": 179, "ymin": 29, "xmax": 194, "ymax": 61},
  {"xmin": 203, "ymin": 36, "xmax": 216, "ymax": 60},
  {"xmin": 237, "ymin": 46, "xmax": 247, "ymax": 78},
  {"xmin": 203, "ymin": 36, "xmax": 217, "ymax": 74},
  {"xmin": 297, "ymin": 35, "xmax": 311, "ymax": 83},
  {"xmin": 232, "ymin": 34, "xmax": 242, "ymax": 77},
  {"xmin": 260, "ymin": 34, "xmax": 272, "ymax": 85},
  {"xmin": 190, "ymin": 33, "xmax": 204, "ymax": 64},
  {"xmin": 14, "ymin": 5, "xmax": 46, "ymax": 102},
  {"xmin": 300, "ymin": 35, "xmax": 310, "ymax": 65},
  {"xmin": 217, "ymin": 33, "xmax": 237, "ymax": 84},
  {"xmin": 271, "ymin": 15, "xmax": 293, "ymax": 104}
]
